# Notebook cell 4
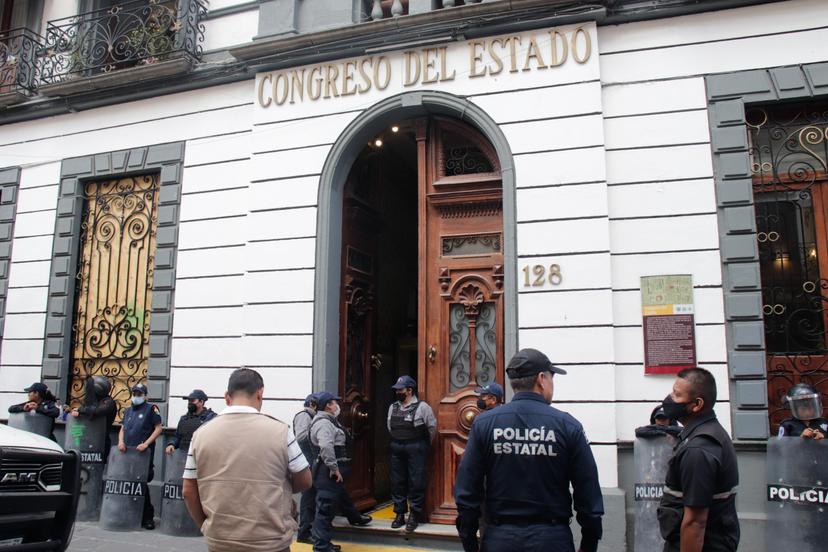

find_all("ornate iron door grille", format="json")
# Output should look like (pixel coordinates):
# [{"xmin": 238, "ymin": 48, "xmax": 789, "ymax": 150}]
[
  {"xmin": 747, "ymin": 102, "xmax": 828, "ymax": 431},
  {"xmin": 69, "ymin": 174, "xmax": 160, "ymax": 421}
]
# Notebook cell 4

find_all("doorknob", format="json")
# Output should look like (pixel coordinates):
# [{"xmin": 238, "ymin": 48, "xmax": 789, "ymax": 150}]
[
  {"xmin": 427, "ymin": 345, "xmax": 437, "ymax": 364},
  {"xmin": 370, "ymin": 354, "xmax": 382, "ymax": 371}
]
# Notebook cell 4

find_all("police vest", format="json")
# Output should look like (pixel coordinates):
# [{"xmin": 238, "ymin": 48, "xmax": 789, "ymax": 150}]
[
  {"xmin": 659, "ymin": 416, "xmax": 739, "ymax": 544},
  {"xmin": 308, "ymin": 416, "xmax": 352, "ymax": 465},
  {"xmin": 389, "ymin": 401, "xmax": 428, "ymax": 442},
  {"xmin": 177, "ymin": 411, "xmax": 212, "ymax": 451},
  {"xmin": 293, "ymin": 409, "xmax": 315, "ymax": 462},
  {"xmin": 122, "ymin": 403, "xmax": 159, "ymax": 447}
]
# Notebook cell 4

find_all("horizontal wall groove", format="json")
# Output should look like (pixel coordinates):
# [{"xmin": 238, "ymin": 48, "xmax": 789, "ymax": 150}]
[
  {"xmin": 178, "ymin": 244, "xmax": 245, "ymax": 252},
  {"xmin": 513, "ymin": 144, "xmax": 604, "ymax": 156},
  {"xmin": 519, "ymin": 323, "xmax": 613, "ymax": 330},
  {"xmin": 14, "ymin": 208, "xmax": 56, "ymax": 215},
  {"xmin": 244, "ymin": 332, "xmax": 313, "ymax": 337},
  {"xmin": 517, "ymin": 180, "xmax": 606, "ymax": 190},
  {"xmin": 245, "ymin": 300, "xmax": 314, "ymax": 306},
  {"xmin": 519, "ymin": 250, "xmax": 610, "ymax": 258},
  {"xmin": 247, "ymin": 267, "xmax": 315, "ymax": 273},
  {"xmin": 250, "ymin": 173, "xmax": 321, "ymax": 184},
  {"xmin": 248, "ymin": 235, "xmax": 316, "ymax": 244},
  {"xmin": 174, "ymin": 304, "xmax": 243, "ymax": 310},
  {"xmin": 253, "ymin": 108, "xmax": 365, "ymax": 127},
  {"xmin": 603, "ymin": 107, "xmax": 708, "ymax": 120},
  {"xmin": 518, "ymin": 214, "xmax": 608, "ymax": 224},
  {"xmin": 181, "ymin": 214, "xmax": 247, "ymax": 224},
  {"xmin": 606, "ymin": 176, "xmax": 714, "ymax": 187},
  {"xmin": 11, "ymin": 233, "xmax": 54, "ymax": 239},
  {"xmin": 599, "ymin": 24, "xmax": 828, "ymax": 57},
  {"xmin": 519, "ymin": 286, "xmax": 611, "ymax": 294},
  {"xmin": 188, "ymin": 129, "xmax": 251, "ymax": 142},
  {"xmin": 249, "ymin": 204, "xmax": 317, "ymax": 214},
  {"xmin": 609, "ymin": 211, "xmax": 717, "ymax": 221},
  {"xmin": 611, "ymin": 247, "xmax": 720, "ymax": 256},
  {"xmin": 176, "ymin": 273, "xmax": 244, "ymax": 281},
  {"xmin": 173, "ymin": 335, "xmax": 241, "ymax": 340},
  {"xmin": 184, "ymin": 157, "xmax": 250, "ymax": 169},
  {"xmin": 466, "ymin": 78, "xmax": 601, "ymax": 98},
  {"xmin": 7, "ymin": 284, "xmax": 48, "ymax": 290},
  {"xmin": 253, "ymin": 143, "xmax": 334, "ymax": 156},
  {"xmin": 497, "ymin": 111, "xmax": 602, "ymax": 126},
  {"xmin": 613, "ymin": 284, "xmax": 723, "ymax": 292},
  {"xmin": 181, "ymin": 185, "xmax": 249, "ymax": 196},
  {"xmin": 10, "ymin": 259, "xmax": 51, "ymax": 264},
  {"xmin": 18, "ymin": 183, "xmax": 58, "ymax": 191},
  {"xmin": 605, "ymin": 141, "xmax": 709, "ymax": 153}
]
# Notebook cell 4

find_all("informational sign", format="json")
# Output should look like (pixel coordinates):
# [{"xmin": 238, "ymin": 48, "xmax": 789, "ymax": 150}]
[{"xmin": 641, "ymin": 275, "xmax": 696, "ymax": 375}]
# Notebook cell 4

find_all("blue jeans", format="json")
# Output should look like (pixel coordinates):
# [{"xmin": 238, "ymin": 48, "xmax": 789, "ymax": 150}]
[{"xmin": 481, "ymin": 522, "xmax": 575, "ymax": 552}]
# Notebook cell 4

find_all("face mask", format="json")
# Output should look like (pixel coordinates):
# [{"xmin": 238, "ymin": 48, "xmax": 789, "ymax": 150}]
[
  {"xmin": 661, "ymin": 394, "xmax": 690, "ymax": 422},
  {"xmin": 396, "ymin": 392, "xmax": 406, "ymax": 402},
  {"xmin": 476, "ymin": 398, "xmax": 487, "ymax": 410},
  {"xmin": 187, "ymin": 403, "xmax": 197, "ymax": 414},
  {"xmin": 132, "ymin": 396, "xmax": 146, "ymax": 406},
  {"xmin": 332, "ymin": 404, "xmax": 341, "ymax": 418}
]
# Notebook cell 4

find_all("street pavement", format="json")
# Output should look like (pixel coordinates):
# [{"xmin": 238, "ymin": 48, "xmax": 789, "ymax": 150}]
[{"xmin": 66, "ymin": 522, "xmax": 438, "ymax": 552}]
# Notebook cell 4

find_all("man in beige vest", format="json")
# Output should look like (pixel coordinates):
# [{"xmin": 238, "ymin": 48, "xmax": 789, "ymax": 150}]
[{"xmin": 182, "ymin": 368, "xmax": 312, "ymax": 552}]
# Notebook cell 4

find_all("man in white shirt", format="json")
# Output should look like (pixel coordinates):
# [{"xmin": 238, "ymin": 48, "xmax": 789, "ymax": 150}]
[{"xmin": 182, "ymin": 369, "xmax": 311, "ymax": 552}]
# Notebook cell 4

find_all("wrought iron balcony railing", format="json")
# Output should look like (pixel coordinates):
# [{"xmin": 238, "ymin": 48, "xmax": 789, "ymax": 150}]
[
  {"xmin": 39, "ymin": 0, "xmax": 207, "ymax": 85},
  {"xmin": 0, "ymin": 28, "xmax": 42, "ymax": 98}
]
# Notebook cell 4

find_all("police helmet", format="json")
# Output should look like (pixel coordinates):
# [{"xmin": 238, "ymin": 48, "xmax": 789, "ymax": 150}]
[
  {"xmin": 785, "ymin": 383, "xmax": 823, "ymax": 421},
  {"xmin": 91, "ymin": 376, "xmax": 111, "ymax": 398}
]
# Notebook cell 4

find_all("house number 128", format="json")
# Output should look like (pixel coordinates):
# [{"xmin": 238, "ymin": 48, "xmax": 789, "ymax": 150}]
[{"xmin": 522, "ymin": 264, "xmax": 563, "ymax": 287}]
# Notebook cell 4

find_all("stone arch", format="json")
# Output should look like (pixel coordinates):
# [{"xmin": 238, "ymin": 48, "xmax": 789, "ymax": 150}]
[{"xmin": 312, "ymin": 90, "xmax": 517, "ymax": 392}]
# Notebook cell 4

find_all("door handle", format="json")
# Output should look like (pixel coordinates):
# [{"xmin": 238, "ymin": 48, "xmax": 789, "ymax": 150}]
[
  {"xmin": 370, "ymin": 354, "xmax": 382, "ymax": 371},
  {"xmin": 427, "ymin": 345, "xmax": 437, "ymax": 364}
]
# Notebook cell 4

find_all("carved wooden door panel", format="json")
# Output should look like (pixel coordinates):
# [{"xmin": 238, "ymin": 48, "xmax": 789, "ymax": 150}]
[
  {"xmin": 339, "ymin": 157, "xmax": 379, "ymax": 511},
  {"xmin": 419, "ymin": 118, "xmax": 505, "ymax": 522}
]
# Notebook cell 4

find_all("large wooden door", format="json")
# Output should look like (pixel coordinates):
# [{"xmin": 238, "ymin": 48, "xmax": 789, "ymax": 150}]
[
  {"xmin": 419, "ymin": 118, "xmax": 505, "ymax": 523},
  {"xmin": 339, "ymin": 157, "xmax": 381, "ymax": 511}
]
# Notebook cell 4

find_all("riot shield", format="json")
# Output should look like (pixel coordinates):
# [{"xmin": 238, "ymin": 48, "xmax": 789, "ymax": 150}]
[
  {"xmin": 63, "ymin": 416, "xmax": 107, "ymax": 521},
  {"xmin": 766, "ymin": 437, "xmax": 828, "ymax": 551},
  {"xmin": 7, "ymin": 411, "xmax": 53, "ymax": 438},
  {"xmin": 100, "ymin": 446, "xmax": 151, "ymax": 531},
  {"xmin": 633, "ymin": 431, "xmax": 677, "ymax": 552},
  {"xmin": 159, "ymin": 448, "xmax": 201, "ymax": 536}
]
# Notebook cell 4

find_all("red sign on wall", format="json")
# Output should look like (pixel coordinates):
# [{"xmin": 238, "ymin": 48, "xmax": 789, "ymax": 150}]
[{"xmin": 641, "ymin": 275, "xmax": 697, "ymax": 375}]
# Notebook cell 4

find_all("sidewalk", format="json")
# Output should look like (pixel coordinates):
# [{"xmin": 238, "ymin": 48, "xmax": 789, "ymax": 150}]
[{"xmin": 66, "ymin": 522, "xmax": 441, "ymax": 552}]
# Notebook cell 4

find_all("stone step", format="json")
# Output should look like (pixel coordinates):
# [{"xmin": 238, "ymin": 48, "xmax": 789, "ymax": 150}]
[{"xmin": 331, "ymin": 516, "xmax": 464, "ymax": 551}]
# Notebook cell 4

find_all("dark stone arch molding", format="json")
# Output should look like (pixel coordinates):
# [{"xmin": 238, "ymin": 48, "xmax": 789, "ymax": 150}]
[{"xmin": 312, "ymin": 90, "xmax": 517, "ymax": 393}]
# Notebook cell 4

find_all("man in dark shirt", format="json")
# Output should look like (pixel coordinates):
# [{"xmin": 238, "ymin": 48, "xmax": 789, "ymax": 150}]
[
  {"xmin": 118, "ymin": 383, "xmax": 163, "ymax": 530},
  {"xmin": 67, "ymin": 376, "xmax": 117, "ymax": 460},
  {"xmin": 8, "ymin": 382, "xmax": 60, "ymax": 440},
  {"xmin": 454, "ymin": 348, "xmax": 604, "ymax": 552},
  {"xmin": 474, "ymin": 382, "xmax": 503, "ymax": 412},
  {"xmin": 165, "ymin": 389, "xmax": 217, "ymax": 454},
  {"xmin": 658, "ymin": 367, "xmax": 739, "ymax": 552}
]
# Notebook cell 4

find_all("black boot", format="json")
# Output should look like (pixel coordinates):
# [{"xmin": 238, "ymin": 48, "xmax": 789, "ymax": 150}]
[
  {"xmin": 349, "ymin": 514, "xmax": 372, "ymax": 526},
  {"xmin": 405, "ymin": 512, "xmax": 419, "ymax": 533},
  {"xmin": 391, "ymin": 513, "xmax": 406, "ymax": 529}
]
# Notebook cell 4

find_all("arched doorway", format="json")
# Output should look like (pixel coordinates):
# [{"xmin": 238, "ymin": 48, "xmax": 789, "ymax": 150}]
[{"xmin": 314, "ymin": 92, "xmax": 516, "ymax": 522}]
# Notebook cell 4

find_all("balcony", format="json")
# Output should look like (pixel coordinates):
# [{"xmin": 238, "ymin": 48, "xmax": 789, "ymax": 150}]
[
  {"xmin": 367, "ymin": 0, "xmax": 485, "ymax": 20},
  {"xmin": 0, "ymin": 28, "xmax": 42, "ymax": 107},
  {"xmin": 38, "ymin": 0, "xmax": 207, "ymax": 97}
]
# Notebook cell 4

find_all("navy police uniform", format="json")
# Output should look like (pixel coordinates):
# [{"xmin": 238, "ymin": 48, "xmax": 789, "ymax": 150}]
[
  {"xmin": 77, "ymin": 377, "xmax": 117, "ymax": 461},
  {"xmin": 9, "ymin": 382, "xmax": 60, "ymax": 441},
  {"xmin": 170, "ymin": 390, "xmax": 217, "ymax": 451},
  {"xmin": 658, "ymin": 411, "xmax": 739, "ymax": 552},
  {"xmin": 387, "ymin": 375, "xmax": 436, "ymax": 526},
  {"xmin": 778, "ymin": 416, "xmax": 828, "ymax": 437},
  {"xmin": 122, "ymin": 393, "xmax": 163, "ymax": 526},
  {"xmin": 454, "ymin": 349, "xmax": 604, "ymax": 552}
]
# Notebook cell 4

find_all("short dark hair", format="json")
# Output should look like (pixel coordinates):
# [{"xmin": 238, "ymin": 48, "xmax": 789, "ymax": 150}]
[
  {"xmin": 509, "ymin": 373, "xmax": 538, "ymax": 392},
  {"xmin": 227, "ymin": 368, "xmax": 264, "ymax": 396},
  {"xmin": 677, "ymin": 367, "xmax": 717, "ymax": 409}
]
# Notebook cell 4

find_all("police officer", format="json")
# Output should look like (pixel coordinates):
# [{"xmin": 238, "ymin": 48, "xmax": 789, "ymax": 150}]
[
  {"xmin": 66, "ymin": 375, "xmax": 117, "ymax": 461},
  {"xmin": 294, "ymin": 392, "xmax": 319, "ymax": 544},
  {"xmin": 475, "ymin": 382, "xmax": 504, "ymax": 412},
  {"xmin": 310, "ymin": 391, "xmax": 371, "ymax": 552},
  {"xmin": 118, "ymin": 383, "xmax": 163, "ymax": 530},
  {"xmin": 454, "ymin": 348, "xmax": 604, "ymax": 552},
  {"xmin": 8, "ymin": 382, "xmax": 60, "ymax": 440},
  {"xmin": 778, "ymin": 383, "xmax": 827, "ymax": 439},
  {"xmin": 165, "ymin": 389, "xmax": 217, "ymax": 455},
  {"xmin": 658, "ymin": 367, "xmax": 739, "ymax": 552},
  {"xmin": 387, "ymin": 375, "xmax": 437, "ymax": 532}
]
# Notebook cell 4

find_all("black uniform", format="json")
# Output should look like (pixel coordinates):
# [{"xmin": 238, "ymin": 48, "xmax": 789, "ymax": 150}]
[
  {"xmin": 170, "ymin": 408, "xmax": 217, "ymax": 451},
  {"xmin": 294, "ymin": 407, "xmax": 317, "ymax": 541},
  {"xmin": 454, "ymin": 391, "xmax": 604, "ymax": 552},
  {"xmin": 122, "ymin": 402, "xmax": 163, "ymax": 526},
  {"xmin": 778, "ymin": 417, "xmax": 828, "ymax": 437},
  {"xmin": 8, "ymin": 400, "xmax": 60, "ymax": 440},
  {"xmin": 658, "ymin": 411, "xmax": 739, "ymax": 552},
  {"xmin": 77, "ymin": 395, "xmax": 117, "ymax": 461},
  {"xmin": 388, "ymin": 400, "xmax": 433, "ymax": 517}
]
